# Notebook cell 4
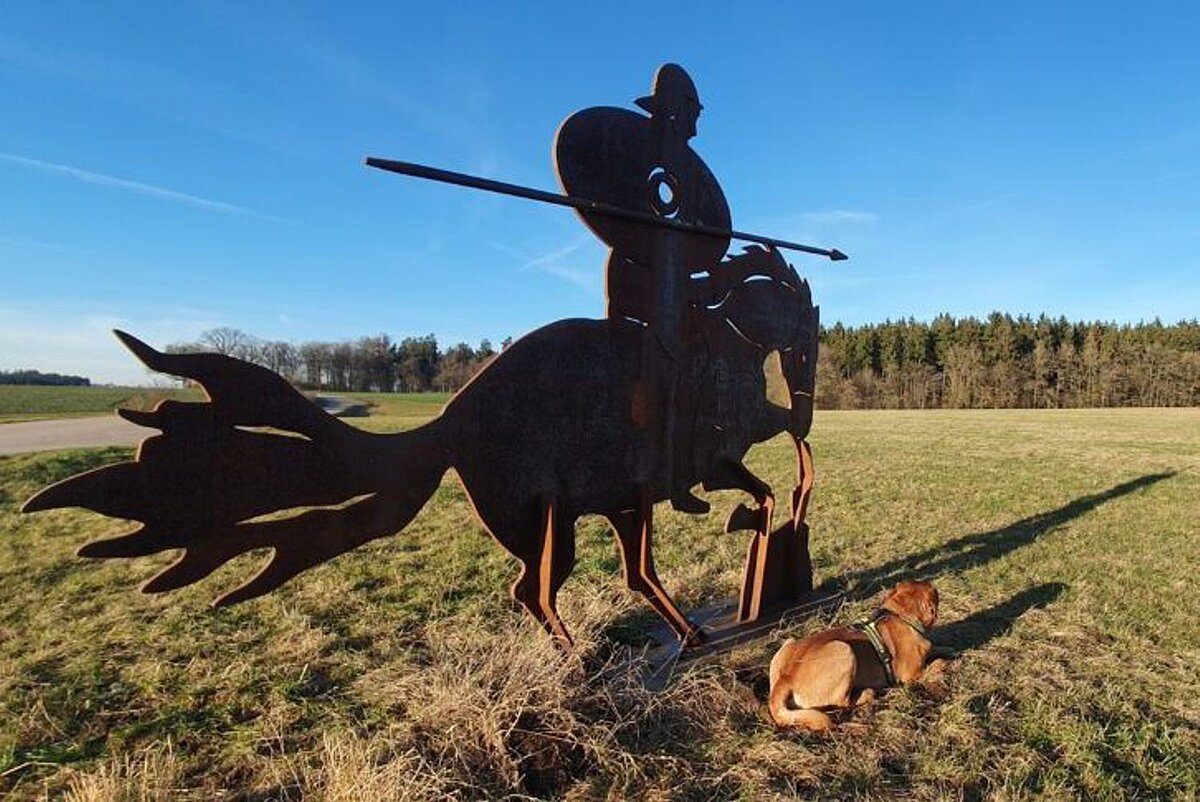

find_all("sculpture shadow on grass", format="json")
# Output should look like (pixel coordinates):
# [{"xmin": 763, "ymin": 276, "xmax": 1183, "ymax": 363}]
[
  {"xmin": 933, "ymin": 581, "xmax": 1067, "ymax": 653},
  {"xmin": 614, "ymin": 471, "xmax": 1175, "ymax": 654},
  {"xmin": 827, "ymin": 471, "xmax": 1176, "ymax": 598},
  {"xmin": 705, "ymin": 472, "xmax": 1175, "ymax": 696}
]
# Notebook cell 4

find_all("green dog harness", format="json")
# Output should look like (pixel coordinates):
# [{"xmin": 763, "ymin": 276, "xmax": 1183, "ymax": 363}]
[{"xmin": 851, "ymin": 608, "xmax": 930, "ymax": 686}]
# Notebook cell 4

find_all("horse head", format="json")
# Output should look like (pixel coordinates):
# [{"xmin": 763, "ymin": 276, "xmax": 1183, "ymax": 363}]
[{"xmin": 705, "ymin": 245, "xmax": 819, "ymax": 443}]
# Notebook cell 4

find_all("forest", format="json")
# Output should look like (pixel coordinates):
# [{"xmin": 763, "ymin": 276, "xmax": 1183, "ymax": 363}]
[
  {"xmin": 817, "ymin": 313, "xmax": 1199, "ymax": 409},
  {"xmin": 0, "ymin": 370, "xmax": 90, "ymax": 386},
  {"xmin": 168, "ymin": 313, "xmax": 1200, "ymax": 408},
  {"xmin": 166, "ymin": 327, "xmax": 505, "ymax": 394}
]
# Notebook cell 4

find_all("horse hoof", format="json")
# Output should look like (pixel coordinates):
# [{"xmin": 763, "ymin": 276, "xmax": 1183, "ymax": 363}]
[
  {"xmin": 671, "ymin": 492, "xmax": 710, "ymax": 515},
  {"xmin": 724, "ymin": 503, "xmax": 760, "ymax": 533}
]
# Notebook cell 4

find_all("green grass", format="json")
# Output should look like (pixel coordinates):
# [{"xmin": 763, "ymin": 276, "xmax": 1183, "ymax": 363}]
[
  {"xmin": 0, "ymin": 386, "xmax": 446, "ymax": 428},
  {"xmin": 0, "ymin": 386, "xmax": 204, "ymax": 423},
  {"xmin": 335, "ymin": 391, "xmax": 452, "ymax": 433},
  {"xmin": 1, "ymin": 409, "xmax": 1198, "ymax": 799}
]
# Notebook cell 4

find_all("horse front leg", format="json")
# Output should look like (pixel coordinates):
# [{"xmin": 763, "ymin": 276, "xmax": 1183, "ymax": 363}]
[
  {"xmin": 703, "ymin": 459, "xmax": 775, "ymax": 537},
  {"xmin": 608, "ymin": 495, "xmax": 705, "ymax": 647}
]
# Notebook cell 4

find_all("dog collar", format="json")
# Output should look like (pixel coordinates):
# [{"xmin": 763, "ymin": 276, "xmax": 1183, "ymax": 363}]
[{"xmin": 886, "ymin": 608, "xmax": 930, "ymax": 639}]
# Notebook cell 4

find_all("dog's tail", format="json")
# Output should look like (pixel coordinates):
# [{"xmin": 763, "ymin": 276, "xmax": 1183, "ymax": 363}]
[
  {"xmin": 768, "ymin": 683, "xmax": 836, "ymax": 732},
  {"xmin": 23, "ymin": 331, "xmax": 452, "ymax": 606}
]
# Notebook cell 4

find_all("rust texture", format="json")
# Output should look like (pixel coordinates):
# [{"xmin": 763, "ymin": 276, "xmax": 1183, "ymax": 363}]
[{"xmin": 23, "ymin": 64, "xmax": 835, "ymax": 648}]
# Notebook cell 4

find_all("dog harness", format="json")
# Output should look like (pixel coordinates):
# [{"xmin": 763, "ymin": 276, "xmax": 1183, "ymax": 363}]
[{"xmin": 851, "ymin": 608, "xmax": 930, "ymax": 686}]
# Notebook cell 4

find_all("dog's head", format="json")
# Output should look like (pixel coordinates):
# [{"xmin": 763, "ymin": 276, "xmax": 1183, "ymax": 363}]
[{"xmin": 882, "ymin": 580, "xmax": 939, "ymax": 629}]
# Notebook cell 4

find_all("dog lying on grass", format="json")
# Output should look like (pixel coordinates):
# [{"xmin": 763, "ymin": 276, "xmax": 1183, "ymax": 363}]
[{"xmin": 768, "ymin": 580, "xmax": 947, "ymax": 731}]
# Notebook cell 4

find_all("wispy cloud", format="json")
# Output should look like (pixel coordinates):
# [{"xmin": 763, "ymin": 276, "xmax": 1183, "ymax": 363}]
[
  {"xmin": 304, "ymin": 43, "xmax": 470, "ymax": 147},
  {"xmin": 747, "ymin": 208, "xmax": 879, "ymax": 238},
  {"xmin": 0, "ymin": 153, "xmax": 287, "ymax": 223},
  {"xmin": 490, "ymin": 234, "xmax": 601, "ymax": 295},
  {"xmin": 0, "ymin": 305, "xmax": 225, "ymax": 385},
  {"xmin": 0, "ymin": 235, "xmax": 92, "ymax": 255},
  {"xmin": 743, "ymin": 208, "xmax": 878, "ymax": 263},
  {"xmin": 798, "ymin": 209, "xmax": 879, "ymax": 227},
  {"xmin": 225, "ymin": 12, "xmax": 499, "ymax": 162},
  {"xmin": 524, "ymin": 236, "xmax": 589, "ymax": 269},
  {"xmin": 530, "ymin": 261, "xmax": 597, "ymax": 294}
]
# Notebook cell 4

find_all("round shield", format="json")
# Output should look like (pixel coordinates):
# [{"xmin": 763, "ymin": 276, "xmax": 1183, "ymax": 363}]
[{"xmin": 554, "ymin": 106, "xmax": 731, "ymax": 268}]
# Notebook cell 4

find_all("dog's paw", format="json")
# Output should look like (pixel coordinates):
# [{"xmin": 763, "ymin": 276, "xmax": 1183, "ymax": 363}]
[
  {"xmin": 925, "ymin": 657, "xmax": 952, "ymax": 677},
  {"xmin": 917, "ymin": 668, "xmax": 952, "ymax": 701}
]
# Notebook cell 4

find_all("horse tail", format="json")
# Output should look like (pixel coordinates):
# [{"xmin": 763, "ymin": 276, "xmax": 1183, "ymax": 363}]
[{"xmin": 22, "ymin": 331, "xmax": 453, "ymax": 606}]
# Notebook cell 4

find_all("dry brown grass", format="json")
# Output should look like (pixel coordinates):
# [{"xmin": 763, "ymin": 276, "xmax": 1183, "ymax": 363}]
[{"xmin": 58, "ymin": 748, "xmax": 182, "ymax": 802}]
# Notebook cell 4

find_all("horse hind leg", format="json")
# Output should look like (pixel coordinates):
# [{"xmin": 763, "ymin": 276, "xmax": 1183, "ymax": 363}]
[
  {"xmin": 609, "ymin": 501, "xmax": 705, "ymax": 646},
  {"xmin": 510, "ymin": 496, "xmax": 577, "ymax": 649}
]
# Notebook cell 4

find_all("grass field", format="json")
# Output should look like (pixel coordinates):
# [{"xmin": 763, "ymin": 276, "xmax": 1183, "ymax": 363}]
[
  {"xmin": 0, "ymin": 386, "xmax": 203, "ymax": 424},
  {"xmin": 337, "ymin": 391, "xmax": 452, "ymax": 433},
  {"xmin": 1, "ymin": 408, "xmax": 1198, "ymax": 799},
  {"xmin": 0, "ymin": 385, "xmax": 445, "ymax": 430}
]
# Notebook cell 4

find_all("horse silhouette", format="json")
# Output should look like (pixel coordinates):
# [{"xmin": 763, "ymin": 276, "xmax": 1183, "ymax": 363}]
[{"xmin": 23, "ymin": 246, "xmax": 817, "ymax": 647}]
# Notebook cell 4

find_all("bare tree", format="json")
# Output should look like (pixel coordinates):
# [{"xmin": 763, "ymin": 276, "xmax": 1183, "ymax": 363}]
[
  {"xmin": 260, "ymin": 341, "xmax": 301, "ymax": 382},
  {"xmin": 198, "ymin": 327, "xmax": 259, "ymax": 361},
  {"xmin": 943, "ymin": 343, "xmax": 984, "ymax": 408},
  {"xmin": 299, "ymin": 342, "xmax": 331, "ymax": 389}
]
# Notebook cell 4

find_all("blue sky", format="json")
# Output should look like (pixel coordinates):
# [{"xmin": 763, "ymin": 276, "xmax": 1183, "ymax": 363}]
[{"xmin": 2, "ymin": 2, "xmax": 1198, "ymax": 384}]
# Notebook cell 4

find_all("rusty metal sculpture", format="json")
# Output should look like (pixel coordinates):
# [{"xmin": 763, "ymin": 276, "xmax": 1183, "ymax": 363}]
[{"xmin": 23, "ymin": 64, "xmax": 842, "ymax": 649}]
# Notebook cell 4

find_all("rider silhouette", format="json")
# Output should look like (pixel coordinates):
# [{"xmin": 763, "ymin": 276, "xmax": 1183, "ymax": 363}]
[{"xmin": 555, "ymin": 64, "xmax": 732, "ymax": 513}]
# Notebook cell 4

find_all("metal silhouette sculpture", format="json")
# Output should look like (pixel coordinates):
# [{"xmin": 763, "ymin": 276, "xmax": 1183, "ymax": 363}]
[{"xmin": 23, "ymin": 64, "xmax": 843, "ymax": 648}]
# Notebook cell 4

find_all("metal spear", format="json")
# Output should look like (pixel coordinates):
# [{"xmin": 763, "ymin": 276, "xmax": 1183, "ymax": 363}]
[{"xmin": 364, "ymin": 157, "xmax": 848, "ymax": 261}]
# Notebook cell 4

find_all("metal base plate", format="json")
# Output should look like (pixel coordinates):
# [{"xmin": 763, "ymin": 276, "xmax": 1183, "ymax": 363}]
[{"xmin": 641, "ymin": 588, "xmax": 846, "ymax": 689}]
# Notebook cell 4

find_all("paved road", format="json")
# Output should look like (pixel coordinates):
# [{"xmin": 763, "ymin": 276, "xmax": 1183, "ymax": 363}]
[{"xmin": 0, "ymin": 416, "xmax": 149, "ymax": 455}]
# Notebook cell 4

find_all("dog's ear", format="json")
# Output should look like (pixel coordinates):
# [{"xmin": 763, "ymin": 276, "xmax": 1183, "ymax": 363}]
[
  {"xmin": 917, "ymin": 583, "xmax": 939, "ymax": 627},
  {"xmin": 886, "ymin": 581, "xmax": 939, "ymax": 628}
]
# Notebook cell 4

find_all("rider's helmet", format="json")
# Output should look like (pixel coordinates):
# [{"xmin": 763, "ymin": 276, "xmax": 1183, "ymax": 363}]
[{"xmin": 635, "ymin": 63, "xmax": 702, "ymax": 140}]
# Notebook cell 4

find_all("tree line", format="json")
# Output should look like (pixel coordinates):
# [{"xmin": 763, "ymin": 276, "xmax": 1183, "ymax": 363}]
[
  {"xmin": 169, "ymin": 314, "xmax": 1200, "ymax": 407},
  {"xmin": 817, "ymin": 313, "xmax": 1200, "ymax": 409},
  {"xmin": 0, "ymin": 370, "xmax": 90, "ymax": 386},
  {"xmin": 167, "ymin": 327, "xmax": 510, "ymax": 393}
]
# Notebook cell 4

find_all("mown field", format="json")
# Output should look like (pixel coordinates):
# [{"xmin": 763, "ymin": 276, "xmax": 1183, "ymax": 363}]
[
  {"xmin": 0, "ymin": 386, "xmax": 446, "ymax": 429},
  {"xmin": 1, "ymin": 407, "xmax": 1198, "ymax": 800},
  {"xmin": 0, "ymin": 386, "xmax": 203, "ymax": 424},
  {"xmin": 336, "ymin": 392, "xmax": 452, "ymax": 433}
]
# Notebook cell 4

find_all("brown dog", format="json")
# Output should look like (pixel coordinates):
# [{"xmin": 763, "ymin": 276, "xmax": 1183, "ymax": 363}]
[{"xmin": 768, "ymin": 580, "xmax": 944, "ymax": 731}]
